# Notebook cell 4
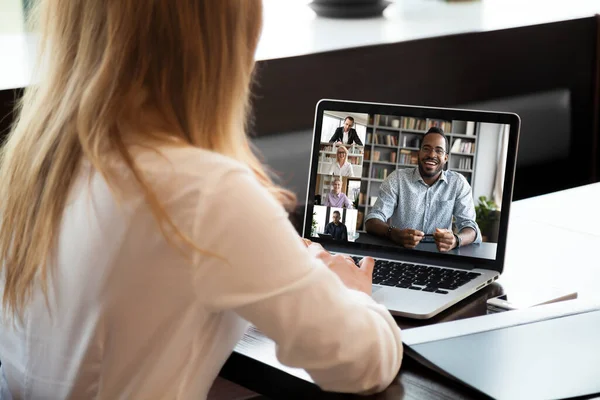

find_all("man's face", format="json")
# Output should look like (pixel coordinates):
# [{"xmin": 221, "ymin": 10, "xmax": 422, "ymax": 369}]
[
  {"xmin": 332, "ymin": 213, "xmax": 340, "ymax": 223},
  {"xmin": 418, "ymin": 133, "xmax": 448, "ymax": 179},
  {"xmin": 332, "ymin": 180, "xmax": 342, "ymax": 194},
  {"xmin": 343, "ymin": 118, "xmax": 353, "ymax": 132}
]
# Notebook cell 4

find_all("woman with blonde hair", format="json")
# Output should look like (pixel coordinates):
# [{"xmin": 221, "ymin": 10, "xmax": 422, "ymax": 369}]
[
  {"xmin": 0, "ymin": 1, "xmax": 402, "ymax": 398},
  {"xmin": 329, "ymin": 144, "xmax": 355, "ymax": 177}
]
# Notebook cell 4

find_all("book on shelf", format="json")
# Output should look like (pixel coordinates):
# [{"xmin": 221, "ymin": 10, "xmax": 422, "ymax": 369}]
[
  {"xmin": 371, "ymin": 133, "xmax": 398, "ymax": 146},
  {"xmin": 390, "ymin": 152, "xmax": 397, "ymax": 163},
  {"xmin": 323, "ymin": 143, "xmax": 363, "ymax": 155},
  {"xmin": 320, "ymin": 155, "xmax": 361, "ymax": 165},
  {"xmin": 451, "ymin": 139, "xmax": 475, "ymax": 154},
  {"xmin": 320, "ymin": 144, "xmax": 335, "ymax": 153},
  {"xmin": 408, "ymin": 136, "xmax": 422, "ymax": 148},
  {"xmin": 385, "ymin": 134, "xmax": 398, "ymax": 146},
  {"xmin": 371, "ymin": 166, "xmax": 392, "ymax": 180},
  {"xmin": 428, "ymin": 119, "xmax": 452, "ymax": 133},
  {"xmin": 451, "ymin": 139, "xmax": 462, "ymax": 153},
  {"xmin": 398, "ymin": 149, "xmax": 413, "ymax": 165},
  {"xmin": 347, "ymin": 146, "xmax": 362, "ymax": 155},
  {"xmin": 465, "ymin": 121, "xmax": 475, "ymax": 136},
  {"xmin": 402, "ymin": 117, "xmax": 427, "ymax": 131},
  {"xmin": 457, "ymin": 157, "xmax": 472, "ymax": 170}
]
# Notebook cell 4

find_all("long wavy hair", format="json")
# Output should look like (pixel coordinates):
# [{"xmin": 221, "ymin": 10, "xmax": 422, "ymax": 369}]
[{"xmin": 0, "ymin": 0, "xmax": 295, "ymax": 319}]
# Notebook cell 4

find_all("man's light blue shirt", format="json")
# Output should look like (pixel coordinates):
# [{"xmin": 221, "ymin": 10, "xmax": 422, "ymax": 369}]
[{"xmin": 365, "ymin": 167, "xmax": 481, "ymax": 243}]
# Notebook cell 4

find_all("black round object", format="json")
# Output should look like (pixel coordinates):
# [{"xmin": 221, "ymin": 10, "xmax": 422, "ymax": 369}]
[{"xmin": 308, "ymin": 0, "xmax": 392, "ymax": 19}]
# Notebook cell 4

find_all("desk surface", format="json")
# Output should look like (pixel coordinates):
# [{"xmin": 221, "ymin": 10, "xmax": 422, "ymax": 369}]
[
  {"xmin": 258, "ymin": 0, "xmax": 600, "ymax": 60},
  {"xmin": 221, "ymin": 182, "xmax": 600, "ymax": 399},
  {"xmin": 355, "ymin": 232, "xmax": 497, "ymax": 260},
  {"xmin": 2, "ymin": 1, "xmax": 600, "ymax": 90}
]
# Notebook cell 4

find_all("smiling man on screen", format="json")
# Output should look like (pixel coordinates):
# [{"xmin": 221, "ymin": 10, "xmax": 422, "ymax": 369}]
[{"xmin": 364, "ymin": 127, "xmax": 481, "ymax": 252}]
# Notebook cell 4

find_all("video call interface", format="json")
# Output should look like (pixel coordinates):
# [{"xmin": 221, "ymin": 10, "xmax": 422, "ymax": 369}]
[{"xmin": 309, "ymin": 110, "xmax": 511, "ymax": 261}]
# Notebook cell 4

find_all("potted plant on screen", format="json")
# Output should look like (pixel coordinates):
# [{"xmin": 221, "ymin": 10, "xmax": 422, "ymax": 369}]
[
  {"xmin": 311, "ymin": 212, "xmax": 318, "ymax": 237},
  {"xmin": 475, "ymin": 196, "xmax": 500, "ymax": 242}
]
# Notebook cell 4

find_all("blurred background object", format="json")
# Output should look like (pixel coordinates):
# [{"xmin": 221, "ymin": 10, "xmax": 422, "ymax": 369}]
[{"xmin": 309, "ymin": 0, "xmax": 391, "ymax": 18}]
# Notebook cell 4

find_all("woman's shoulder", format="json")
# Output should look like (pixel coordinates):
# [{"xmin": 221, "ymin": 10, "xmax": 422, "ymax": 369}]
[
  {"xmin": 138, "ymin": 146, "xmax": 248, "ymax": 173},
  {"xmin": 132, "ymin": 146, "xmax": 251, "ymax": 190}
]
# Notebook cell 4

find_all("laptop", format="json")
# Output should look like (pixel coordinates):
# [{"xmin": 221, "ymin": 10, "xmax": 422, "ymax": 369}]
[{"xmin": 303, "ymin": 99, "xmax": 520, "ymax": 319}]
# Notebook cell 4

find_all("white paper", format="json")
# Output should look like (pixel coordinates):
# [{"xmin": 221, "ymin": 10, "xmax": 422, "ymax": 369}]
[
  {"xmin": 234, "ymin": 325, "xmax": 313, "ymax": 382},
  {"xmin": 402, "ymin": 298, "xmax": 600, "ymax": 346}
]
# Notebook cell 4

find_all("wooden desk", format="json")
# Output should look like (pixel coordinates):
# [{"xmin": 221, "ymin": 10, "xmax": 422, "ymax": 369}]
[
  {"xmin": 355, "ymin": 232, "xmax": 498, "ymax": 260},
  {"xmin": 220, "ymin": 183, "xmax": 600, "ymax": 399}
]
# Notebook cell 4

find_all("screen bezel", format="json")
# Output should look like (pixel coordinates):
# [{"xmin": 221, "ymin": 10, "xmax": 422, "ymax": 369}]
[{"xmin": 303, "ymin": 99, "xmax": 521, "ymax": 274}]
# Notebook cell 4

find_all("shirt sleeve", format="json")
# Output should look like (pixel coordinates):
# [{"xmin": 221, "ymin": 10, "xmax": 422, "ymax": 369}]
[
  {"xmin": 344, "ymin": 194, "xmax": 353, "ymax": 209},
  {"xmin": 348, "ymin": 163, "xmax": 354, "ymax": 177},
  {"xmin": 365, "ymin": 171, "xmax": 399, "ymax": 224},
  {"xmin": 342, "ymin": 224, "xmax": 348, "ymax": 241},
  {"xmin": 192, "ymin": 170, "xmax": 403, "ymax": 394},
  {"xmin": 329, "ymin": 130, "xmax": 338, "ymax": 143},
  {"xmin": 354, "ymin": 131, "xmax": 363, "ymax": 146},
  {"xmin": 328, "ymin": 163, "xmax": 336, "ymax": 176},
  {"xmin": 453, "ymin": 175, "xmax": 482, "ymax": 243}
]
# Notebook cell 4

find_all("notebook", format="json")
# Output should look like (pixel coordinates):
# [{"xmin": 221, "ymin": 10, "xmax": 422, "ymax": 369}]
[
  {"xmin": 402, "ymin": 300, "xmax": 600, "ymax": 399},
  {"xmin": 302, "ymin": 99, "xmax": 521, "ymax": 319}
]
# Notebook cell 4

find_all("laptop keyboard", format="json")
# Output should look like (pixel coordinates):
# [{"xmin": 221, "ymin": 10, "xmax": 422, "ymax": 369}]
[{"xmin": 351, "ymin": 256, "xmax": 481, "ymax": 295}]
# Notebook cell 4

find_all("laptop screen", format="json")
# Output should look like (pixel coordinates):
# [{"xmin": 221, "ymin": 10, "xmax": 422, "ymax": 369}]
[{"xmin": 304, "ymin": 99, "xmax": 520, "ymax": 271}]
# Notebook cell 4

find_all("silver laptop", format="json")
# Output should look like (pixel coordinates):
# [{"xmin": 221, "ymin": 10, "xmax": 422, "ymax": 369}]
[{"xmin": 303, "ymin": 99, "xmax": 520, "ymax": 319}]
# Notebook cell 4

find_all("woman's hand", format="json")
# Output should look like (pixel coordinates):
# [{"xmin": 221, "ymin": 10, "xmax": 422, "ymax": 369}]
[{"xmin": 307, "ymin": 242, "xmax": 374, "ymax": 296}]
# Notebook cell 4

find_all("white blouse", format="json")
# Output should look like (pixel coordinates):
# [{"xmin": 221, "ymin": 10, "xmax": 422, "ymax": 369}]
[
  {"xmin": 0, "ymin": 146, "xmax": 402, "ymax": 399},
  {"xmin": 329, "ymin": 160, "xmax": 355, "ymax": 177}
]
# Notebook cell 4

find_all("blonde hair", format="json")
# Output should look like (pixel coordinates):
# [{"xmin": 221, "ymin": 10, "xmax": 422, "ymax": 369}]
[
  {"xmin": 336, "ymin": 145, "xmax": 348, "ymax": 155},
  {"xmin": 0, "ymin": 0, "xmax": 295, "ymax": 319}
]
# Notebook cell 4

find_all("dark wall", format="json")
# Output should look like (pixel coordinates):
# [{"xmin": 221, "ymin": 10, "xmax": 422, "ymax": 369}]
[
  {"xmin": 251, "ymin": 89, "xmax": 576, "ymax": 205},
  {"xmin": 1, "ymin": 17, "xmax": 598, "ymax": 201},
  {"xmin": 250, "ymin": 17, "xmax": 600, "ymax": 199}
]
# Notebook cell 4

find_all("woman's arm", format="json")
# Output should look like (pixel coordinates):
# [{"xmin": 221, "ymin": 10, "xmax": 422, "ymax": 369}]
[{"xmin": 193, "ymin": 169, "xmax": 402, "ymax": 394}]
